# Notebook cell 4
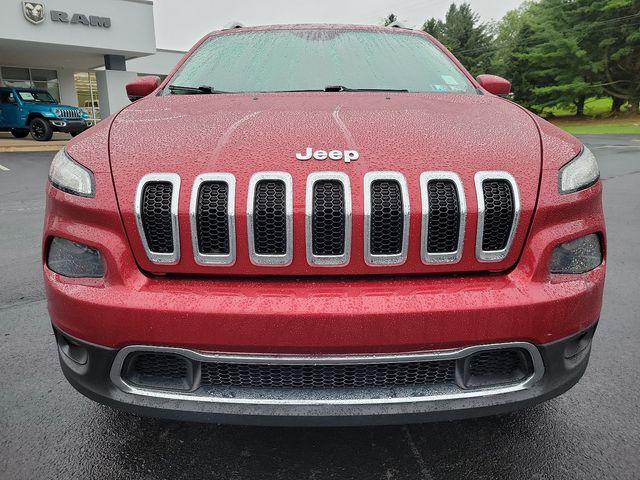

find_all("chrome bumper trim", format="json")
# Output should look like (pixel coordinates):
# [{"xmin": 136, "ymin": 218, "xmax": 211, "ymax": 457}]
[{"xmin": 109, "ymin": 342, "xmax": 544, "ymax": 406}]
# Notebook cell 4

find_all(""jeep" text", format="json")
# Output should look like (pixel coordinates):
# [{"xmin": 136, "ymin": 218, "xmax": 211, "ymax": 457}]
[{"xmin": 295, "ymin": 148, "xmax": 359, "ymax": 163}]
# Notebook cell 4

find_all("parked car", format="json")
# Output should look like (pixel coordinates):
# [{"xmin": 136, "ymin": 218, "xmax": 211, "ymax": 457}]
[
  {"xmin": 0, "ymin": 87, "xmax": 92, "ymax": 141},
  {"xmin": 43, "ymin": 24, "xmax": 605, "ymax": 426}
]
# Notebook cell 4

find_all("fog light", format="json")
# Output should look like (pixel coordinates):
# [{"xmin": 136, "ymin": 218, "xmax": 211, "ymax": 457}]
[
  {"xmin": 550, "ymin": 234, "xmax": 602, "ymax": 274},
  {"xmin": 47, "ymin": 237, "xmax": 104, "ymax": 278}
]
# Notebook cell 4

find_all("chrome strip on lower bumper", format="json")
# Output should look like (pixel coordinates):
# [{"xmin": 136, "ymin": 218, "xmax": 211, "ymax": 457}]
[{"xmin": 109, "ymin": 342, "xmax": 545, "ymax": 406}]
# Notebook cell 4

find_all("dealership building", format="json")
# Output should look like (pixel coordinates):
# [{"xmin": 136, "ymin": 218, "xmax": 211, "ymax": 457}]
[{"xmin": 0, "ymin": 0, "xmax": 185, "ymax": 122}]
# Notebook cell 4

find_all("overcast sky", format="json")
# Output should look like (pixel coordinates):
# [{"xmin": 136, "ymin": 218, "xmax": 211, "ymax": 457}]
[{"xmin": 153, "ymin": 0, "xmax": 523, "ymax": 51}]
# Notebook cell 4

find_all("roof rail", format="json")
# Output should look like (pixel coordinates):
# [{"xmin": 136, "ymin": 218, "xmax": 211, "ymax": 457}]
[
  {"xmin": 222, "ymin": 22, "xmax": 244, "ymax": 30},
  {"xmin": 387, "ymin": 21, "xmax": 411, "ymax": 30}
]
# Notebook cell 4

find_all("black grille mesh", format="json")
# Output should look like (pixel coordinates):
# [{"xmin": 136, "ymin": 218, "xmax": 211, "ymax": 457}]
[
  {"xmin": 427, "ymin": 180, "xmax": 460, "ymax": 253},
  {"xmin": 370, "ymin": 180, "xmax": 404, "ymax": 255},
  {"xmin": 468, "ymin": 350, "xmax": 526, "ymax": 378},
  {"xmin": 141, "ymin": 182, "xmax": 174, "ymax": 253},
  {"xmin": 312, "ymin": 181, "xmax": 345, "ymax": 256},
  {"xmin": 131, "ymin": 353, "xmax": 189, "ymax": 379},
  {"xmin": 123, "ymin": 349, "xmax": 533, "ymax": 391},
  {"xmin": 253, "ymin": 180, "xmax": 287, "ymax": 255},
  {"xmin": 481, "ymin": 180, "xmax": 514, "ymax": 251},
  {"xmin": 196, "ymin": 182, "xmax": 230, "ymax": 255},
  {"xmin": 201, "ymin": 360, "xmax": 456, "ymax": 389}
]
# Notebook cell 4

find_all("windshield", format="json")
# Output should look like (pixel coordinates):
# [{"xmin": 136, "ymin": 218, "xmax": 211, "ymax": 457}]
[
  {"xmin": 17, "ymin": 91, "xmax": 56, "ymax": 103},
  {"xmin": 168, "ymin": 29, "xmax": 476, "ymax": 94}
]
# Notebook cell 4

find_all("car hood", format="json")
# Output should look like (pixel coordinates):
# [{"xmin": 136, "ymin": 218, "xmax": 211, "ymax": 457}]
[{"xmin": 108, "ymin": 92, "xmax": 542, "ymax": 275}]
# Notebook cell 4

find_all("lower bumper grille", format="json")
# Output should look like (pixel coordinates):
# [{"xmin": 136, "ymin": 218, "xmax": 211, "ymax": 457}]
[
  {"xmin": 119, "ymin": 345, "xmax": 534, "ymax": 394},
  {"xmin": 200, "ymin": 359, "xmax": 457, "ymax": 389}
]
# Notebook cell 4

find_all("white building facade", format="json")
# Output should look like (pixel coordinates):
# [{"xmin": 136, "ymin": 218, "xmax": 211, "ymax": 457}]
[{"xmin": 0, "ymin": 0, "xmax": 185, "ymax": 120}]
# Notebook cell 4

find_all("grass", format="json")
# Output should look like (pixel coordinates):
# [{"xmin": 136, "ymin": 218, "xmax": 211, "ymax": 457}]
[
  {"xmin": 548, "ymin": 115, "xmax": 640, "ymax": 135},
  {"xmin": 540, "ymin": 97, "xmax": 619, "ymax": 117},
  {"xmin": 535, "ymin": 97, "xmax": 640, "ymax": 134}
]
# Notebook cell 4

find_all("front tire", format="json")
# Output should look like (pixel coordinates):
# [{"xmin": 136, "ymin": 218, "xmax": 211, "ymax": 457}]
[
  {"xmin": 10, "ymin": 129, "xmax": 29, "ymax": 138},
  {"xmin": 29, "ymin": 118, "xmax": 53, "ymax": 142}
]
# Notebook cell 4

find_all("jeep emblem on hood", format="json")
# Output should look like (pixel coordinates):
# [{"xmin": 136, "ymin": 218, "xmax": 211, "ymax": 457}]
[{"xmin": 296, "ymin": 148, "xmax": 359, "ymax": 163}]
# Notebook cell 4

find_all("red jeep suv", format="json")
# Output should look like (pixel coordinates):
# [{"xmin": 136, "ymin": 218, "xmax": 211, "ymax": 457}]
[{"xmin": 43, "ymin": 24, "xmax": 605, "ymax": 426}]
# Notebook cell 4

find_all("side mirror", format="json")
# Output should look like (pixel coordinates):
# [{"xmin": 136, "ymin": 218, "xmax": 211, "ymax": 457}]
[
  {"xmin": 476, "ymin": 74, "xmax": 511, "ymax": 97},
  {"xmin": 126, "ymin": 76, "xmax": 161, "ymax": 102}
]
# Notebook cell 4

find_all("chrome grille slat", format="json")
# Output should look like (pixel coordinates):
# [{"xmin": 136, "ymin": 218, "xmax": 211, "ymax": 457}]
[
  {"xmin": 189, "ymin": 173, "xmax": 236, "ymax": 266},
  {"xmin": 133, "ymin": 171, "xmax": 521, "ymax": 268},
  {"xmin": 247, "ymin": 172, "xmax": 293, "ymax": 266},
  {"xmin": 134, "ymin": 173, "xmax": 181, "ymax": 264},
  {"xmin": 305, "ymin": 172, "xmax": 352, "ymax": 266},
  {"xmin": 59, "ymin": 109, "xmax": 81, "ymax": 118},
  {"xmin": 364, "ymin": 172, "xmax": 410, "ymax": 266},
  {"xmin": 420, "ymin": 172, "xmax": 466, "ymax": 264},
  {"xmin": 474, "ymin": 171, "xmax": 520, "ymax": 262}
]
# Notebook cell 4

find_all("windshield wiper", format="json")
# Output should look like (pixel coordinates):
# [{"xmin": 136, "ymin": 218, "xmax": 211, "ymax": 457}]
[
  {"xmin": 324, "ymin": 85, "xmax": 409, "ymax": 92},
  {"xmin": 167, "ymin": 85, "xmax": 227, "ymax": 95}
]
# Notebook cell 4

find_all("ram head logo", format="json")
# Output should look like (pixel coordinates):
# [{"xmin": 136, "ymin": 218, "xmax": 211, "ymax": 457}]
[{"xmin": 23, "ymin": 1, "xmax": 45, "ymax": 25}]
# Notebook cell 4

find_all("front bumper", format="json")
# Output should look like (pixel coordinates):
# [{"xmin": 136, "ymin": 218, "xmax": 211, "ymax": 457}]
[
  {"xmin": 51, "ymin": 119, "xmax": 92, "ymax": 133},
  {"xmin": 55, "ymin": 324, "xmax": 597, "ymax": 426}
]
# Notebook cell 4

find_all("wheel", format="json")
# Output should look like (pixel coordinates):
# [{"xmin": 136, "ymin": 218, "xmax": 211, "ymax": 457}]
[
  {"xmin": 29, "ymin": 118, "xmax": 53, "ymax": 142},
  {"xmin": 10, "ymin": 129, "xmax": 29, "ymax": 138}
]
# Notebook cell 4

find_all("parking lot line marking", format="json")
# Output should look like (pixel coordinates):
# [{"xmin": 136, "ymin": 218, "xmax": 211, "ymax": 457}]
[{"xmin": 0, "ymin": 164, "xmax": 10, "ymax": 171}]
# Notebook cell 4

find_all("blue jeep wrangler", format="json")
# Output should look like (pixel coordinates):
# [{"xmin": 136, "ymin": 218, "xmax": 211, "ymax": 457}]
[{"xmin": 0, "ymin": 87, "xmax": 92, "ymax": 141}]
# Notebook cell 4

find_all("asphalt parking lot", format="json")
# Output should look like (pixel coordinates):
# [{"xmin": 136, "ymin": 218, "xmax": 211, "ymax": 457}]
[{"xmin": 1, "ymin": 134, "xmax": 639, "ymax": 479}]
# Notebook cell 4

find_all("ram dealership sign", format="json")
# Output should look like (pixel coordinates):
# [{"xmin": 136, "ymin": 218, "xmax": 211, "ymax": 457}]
[{"xmin": 22, "ymin": 1, "xmax": 111, "ymax": 28}]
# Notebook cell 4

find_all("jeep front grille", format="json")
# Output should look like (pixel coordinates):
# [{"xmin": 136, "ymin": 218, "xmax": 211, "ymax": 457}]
[
  {"xmin": 190, "ymin": 173, "xmax": 236, "ymax": 265},
  {"xmin": 134, "ymin": 171, "xmax": 520, "ymax": 268},
  {"xmin": 420, "ymin": 172, "xmax": 467, "ymax": 264},
  {"xmin": 58, "ymin": 109, "xmax": 82, "ymax": 119},
  {"xmin": 364, "ymin": 172, "xmax": 410, "ymax": 265},
  {"xmin": 197, "ymin": 182, "xmax": 230, "ymax": 254},
  {"xmin": 475, "ymin": 172, "xmax": 520, "ymax": 262},
  {"xmin": 134, "ymin": 173, "xmax": 181, "ymax": 264},
  {"xmin": 247, "ymin": 172, "xmax": 293, "ymax": 266},
  {"xmin": 312, "ymin": 181, "xmax": 345, "ymax": 256},
  {"xmin": 306, "ymin": 172, "xmax": 352, "ymax": 266}
]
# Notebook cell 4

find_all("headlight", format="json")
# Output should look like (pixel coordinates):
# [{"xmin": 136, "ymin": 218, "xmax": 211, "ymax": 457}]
[
  {"xmin": 559, "ymin": 147, "xmax": 599, "ymax": 194},
  {"xmin": 49, "ymin": 149, "xmax": 95, "ymax": 197},
  {"xmin": 47, "ymin": 237, "xmax": 104, "ymax": 278},
  {"xmin": 54, "ymin": 108, "xmax": 62, "ymax": 116},
  {"xmin": 550, "ymin": 234, "xmax": 602, "ymax": 274}
]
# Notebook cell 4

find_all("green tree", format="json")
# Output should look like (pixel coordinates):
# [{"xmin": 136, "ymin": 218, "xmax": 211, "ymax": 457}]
[
  {"xmin": 491, "ymin": 3, "xmax": 533, "ymax": 78},
  {"xmin": 576, "ymin": 0, "xmax": 640, "ymax": 113},
  {"xmin": 422, "ymin": 18, "xmax": 445, "ymax": 39},
  {"xmin": 504, "ymin": 23, "xmax": 539, "ymax": 109},
  {"xmin": 382, "ymin": 13, "xmax": 397, "ymax": 27},
  {"xmin": 494, "ymin": 0, "xmax": 599, "ymax": 115},
  {"xmin": 422, "ymin": 3, "xmax": 494, "ymax": 76},
  {"xmin": 493, "ymin": 0, "xmax": 639, "ymax": 115}
]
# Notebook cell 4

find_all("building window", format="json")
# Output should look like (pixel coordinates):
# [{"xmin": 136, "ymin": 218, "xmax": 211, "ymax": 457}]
[
  {"xmin": 74, "ymin": 72, "xmax": 100, "ymax": 123},
  {"xmin": 0, "ymin": 66, "xmax": 60, "ymax": 102}
]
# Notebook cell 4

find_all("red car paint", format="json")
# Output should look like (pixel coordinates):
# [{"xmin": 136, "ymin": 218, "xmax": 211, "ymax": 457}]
[{"xmin": 43, "ymin": 25, "xmax": 606, "ymax": 422}]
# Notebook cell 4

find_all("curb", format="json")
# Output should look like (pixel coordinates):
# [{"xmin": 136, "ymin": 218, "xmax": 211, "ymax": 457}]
[{"xmin": 0, "ymin": 145, "xmax": 65, "ymax": 153}]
